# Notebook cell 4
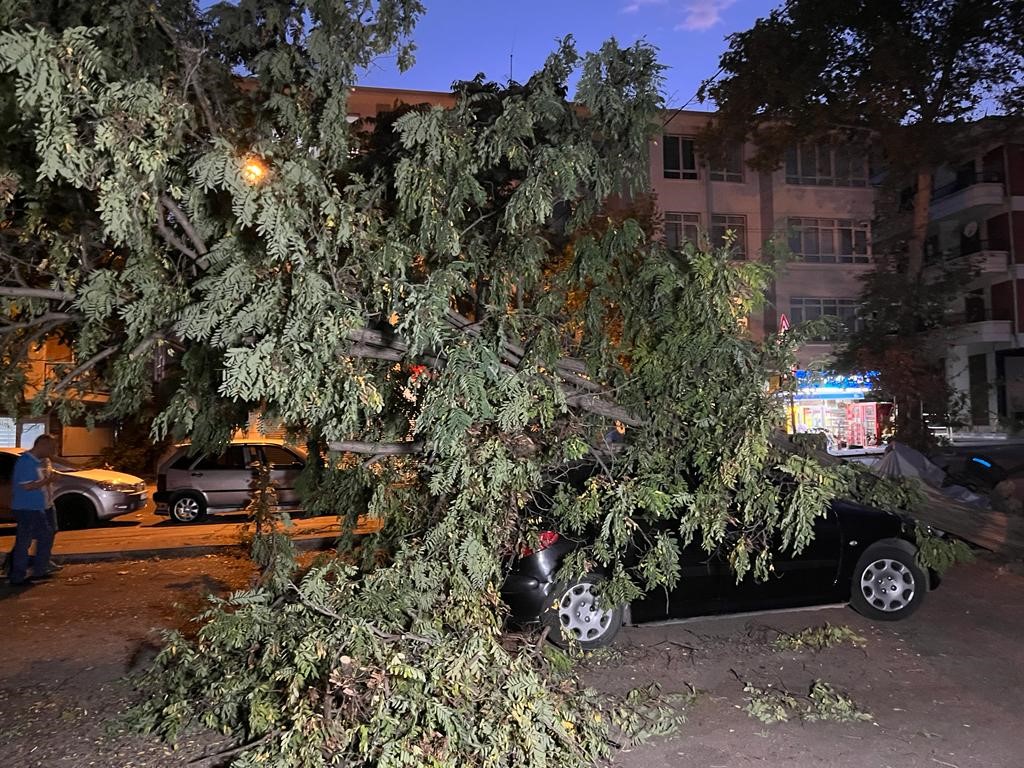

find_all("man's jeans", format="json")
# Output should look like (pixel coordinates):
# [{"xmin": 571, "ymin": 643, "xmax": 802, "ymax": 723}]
[{"xmin": 10, "ymin": 508, "xmax": 55, "ymax": 583}]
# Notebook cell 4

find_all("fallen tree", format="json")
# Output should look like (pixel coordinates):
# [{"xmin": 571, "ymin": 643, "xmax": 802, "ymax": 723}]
[{"xmin": 0, "ymin": 2, "xmax": 974, "ymax": 765}]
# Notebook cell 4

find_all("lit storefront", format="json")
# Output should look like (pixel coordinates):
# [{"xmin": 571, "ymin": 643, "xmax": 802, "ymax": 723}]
[{"xmin": 787, "ymin": 371, "xmax": 892, "ymax": 450}]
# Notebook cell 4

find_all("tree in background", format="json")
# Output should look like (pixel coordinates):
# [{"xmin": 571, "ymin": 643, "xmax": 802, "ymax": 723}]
[
  {"xmin": 1, "ymin": 1, "xmax": 893, "ymax": 764},
  {"xmin": 700, "ymin": 0, "xmax": 1024, "ymax": 445}
]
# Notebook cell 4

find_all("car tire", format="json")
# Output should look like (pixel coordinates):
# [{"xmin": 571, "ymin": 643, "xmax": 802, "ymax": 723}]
[
  {"xmin": 850, "ymin": 539, "xmax": 927, "ymax": 621},
  {"xmin": 542, "ymin": 574, "xmax": 624, "ymax": 650},
  {"xmin": 169, "ymin": 493, "xmax": 207, "ymax": 524},
  {"xmin": 54, "ymin": 496, "xmax": 98, "ymax": 530}
]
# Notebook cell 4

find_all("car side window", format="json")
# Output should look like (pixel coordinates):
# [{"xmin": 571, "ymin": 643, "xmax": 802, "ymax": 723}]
[
  {"xmin": 170, "ymin": 454, "xmax": 196, "ymax": 471},
  {"xmin": 0, "ymin": 454, "xmax": 14, "ymax": 482},
  {"xmin": 260, "ymin": 446, "xmax": 303, "ymax": 469},
  {"xmin": 192, "ymin": 446, "xmax": 247, "ymax": 471}
]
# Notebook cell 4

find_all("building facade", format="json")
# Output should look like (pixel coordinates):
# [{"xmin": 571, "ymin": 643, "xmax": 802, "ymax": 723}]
[
  {"xmin": 653, "ymin": 110, "xmax": 880, "ymax": 446},
  {"xmin": 918, "ymin": 136, "xmax": 1024, "ymax": 430}
]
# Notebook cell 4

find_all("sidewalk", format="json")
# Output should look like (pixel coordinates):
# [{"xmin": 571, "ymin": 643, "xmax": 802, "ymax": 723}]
[{"xmin": 0, "ymin": 514, "xmax": 379, "ymax": 564}]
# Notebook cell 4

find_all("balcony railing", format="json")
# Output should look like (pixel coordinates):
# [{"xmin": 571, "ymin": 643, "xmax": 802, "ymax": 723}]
[
  {"xmin": 924, "ymin": 239, "xmax": 1008, "ymax": 265},
  {"xmin": 932, "ymin": 170, "xmax": 1005, "ymax": 201}
]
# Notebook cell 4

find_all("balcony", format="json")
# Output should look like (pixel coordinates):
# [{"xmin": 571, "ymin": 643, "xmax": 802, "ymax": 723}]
[
  {"xmin": 930, "ymin": 171, "xmax": 1006, "ymax": 222},
  {"xmin": 923, "ymin": 244, "xmax": 1009, "ymax": 287},
  {"xmin": 932, "ymin": 309, "xmax": 1014, "ymax": 347}
]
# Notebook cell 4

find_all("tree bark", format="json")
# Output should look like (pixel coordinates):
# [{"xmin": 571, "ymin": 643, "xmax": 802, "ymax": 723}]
[{"xmin": 906, "ymin": 168, "xmax": 934, "ymax": 279}]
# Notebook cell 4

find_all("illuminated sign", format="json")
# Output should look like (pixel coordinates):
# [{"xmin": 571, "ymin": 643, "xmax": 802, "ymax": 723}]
[{"xmin": 792, "ymin": 370, "xmax": 875, "ymax": 401}]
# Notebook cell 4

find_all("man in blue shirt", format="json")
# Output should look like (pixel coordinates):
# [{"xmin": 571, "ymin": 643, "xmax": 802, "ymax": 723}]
[{"xmin": 9, "ymin": 434, "xmax": 59, "ymax": 586}]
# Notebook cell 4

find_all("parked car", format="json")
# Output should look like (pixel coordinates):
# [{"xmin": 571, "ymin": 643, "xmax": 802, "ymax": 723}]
[
  {"xmin": 501, "ymin": 488, "xmax": 941, "ymax": 649},
  {"xmin": 0, "ymin": 447, "xmax": 147, "ymax": 529},
  {"xmin": 153, "ymin": 441, "xmax": 306, "ymax": 523}
]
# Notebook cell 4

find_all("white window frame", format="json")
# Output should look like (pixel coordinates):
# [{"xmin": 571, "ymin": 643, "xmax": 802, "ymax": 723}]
[
  {"xmin": 785, "ymin": 143, "xmax": 868, "ymax": 187},
  {"xmin": 709, "ymin": 143, "xmax": 744, "ymax": 183},
  {"xmin": 790, "ymin": 297, "xmax": 862, "ymax": 339},
  {"xmin": 788, "ymin": 217, "xmax": 871, "ymax": 264},
  {"xmin": 711, "ymin": 214, "xmax": 747, "ymax": 259},
  {"xmin": 665, "ymin": 212, "xmax": 701, "ymax": 250},
  {"xmin": 663, "ymin": 135, "xmax": 698, "ymax": 180}
]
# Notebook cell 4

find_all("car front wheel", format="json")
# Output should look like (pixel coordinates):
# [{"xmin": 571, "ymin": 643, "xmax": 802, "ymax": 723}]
[
  {"xmin": 169, "ymin": 493, "xmax": 206, "ymax": 524},
  {"xmin": 542, "ymin": 574, "xmax": 624, "ymax": 650},
  {"xmin": 850, "ymin": 539, "xmax": 927, "ymax": 621}
]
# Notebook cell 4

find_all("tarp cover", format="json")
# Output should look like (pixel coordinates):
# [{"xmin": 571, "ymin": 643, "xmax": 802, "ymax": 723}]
[{"xmin": 875, "ymin": 442, "xmax": 990, "ymax": 508}]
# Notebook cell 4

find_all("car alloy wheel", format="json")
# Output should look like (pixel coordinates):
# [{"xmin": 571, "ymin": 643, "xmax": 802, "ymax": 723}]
[
  {"xmin": 860, "ymin": 557, "xmax": 916, "ymax": 613},
  {"xmin": 849, "ymin": 539, "xmax": 927, "ymax": 621},
  {"xmin": 541, "ymin": 574, "xmax": 624, "ymax": 649},
  {"xmin": 171, "ymin": 496, "xmax": 203, "ymax": 523}
]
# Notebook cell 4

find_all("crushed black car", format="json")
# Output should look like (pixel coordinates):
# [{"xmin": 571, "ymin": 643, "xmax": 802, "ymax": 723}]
[{"xmin": 501, "ymin": 489, "xmax": 940, "ymax": 650}]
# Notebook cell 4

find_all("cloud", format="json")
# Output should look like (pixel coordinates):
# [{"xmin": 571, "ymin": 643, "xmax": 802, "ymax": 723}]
[
  {"xmin": 621, "ymin": 0, "xmax": 666, "ymax": 14},
  {"xmin": 675, "ymin": 0, "xmax": 736, "ymax": 31}
]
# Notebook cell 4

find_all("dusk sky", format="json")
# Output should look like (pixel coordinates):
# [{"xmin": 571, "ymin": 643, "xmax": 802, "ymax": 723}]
[{"xmin": 358, "ymin": 0, "xmax": 782, "ymax": 110}]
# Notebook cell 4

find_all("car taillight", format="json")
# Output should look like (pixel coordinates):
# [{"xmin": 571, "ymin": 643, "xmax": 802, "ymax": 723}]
[{"xmin": 521, "ymin": 530, "xmax": 560, "ymax": 557}]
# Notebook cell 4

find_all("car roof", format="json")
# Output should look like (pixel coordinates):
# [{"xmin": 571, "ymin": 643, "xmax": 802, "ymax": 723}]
[{"xmin": 170, "ymin": 439, "xmax": 293, "ymax": 448}]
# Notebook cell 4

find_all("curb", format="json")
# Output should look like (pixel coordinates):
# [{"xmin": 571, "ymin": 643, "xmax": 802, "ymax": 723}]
[{"xmin": 50, "ymin": 535, "xmax": 338, "ymax": 565}]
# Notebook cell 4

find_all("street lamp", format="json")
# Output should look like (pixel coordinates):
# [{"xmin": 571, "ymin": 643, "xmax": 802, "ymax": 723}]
[{"xmin": 241, "ymin": 155, "xmax": 269, "ymax": 185}]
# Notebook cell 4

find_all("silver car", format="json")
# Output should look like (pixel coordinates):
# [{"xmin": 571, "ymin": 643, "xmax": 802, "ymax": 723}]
[
  {"xmin": 0, "ymin": 447, "xmax": 147, "ymax": 529},
  {"xmin": 153, "ymin": 441, "xmax": 306, "ymax": 523}
]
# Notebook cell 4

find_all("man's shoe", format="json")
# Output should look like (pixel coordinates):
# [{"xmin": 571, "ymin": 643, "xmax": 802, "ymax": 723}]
[
  {"xmin": 8, "ymin": 578, "xmax": 32, "ymax": 587},
  {"xmin": 47, "ymin": 560, "xmax": 64, "ymax": 571}
]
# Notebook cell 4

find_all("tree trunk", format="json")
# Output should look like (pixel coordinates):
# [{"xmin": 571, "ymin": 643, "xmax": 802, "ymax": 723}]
[{"xmin": 906, "ymin": 168, "xmax": 934, "ymax": 279}]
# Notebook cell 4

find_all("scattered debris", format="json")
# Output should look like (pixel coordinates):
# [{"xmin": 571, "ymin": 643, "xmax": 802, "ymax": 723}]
[
  {"xmin": 742, "ymin": 679, "xmax": 873, "ymax": 724},
  {"xmin": 771, "ymin": 623, "xmax": 867, "ymax": 652}
]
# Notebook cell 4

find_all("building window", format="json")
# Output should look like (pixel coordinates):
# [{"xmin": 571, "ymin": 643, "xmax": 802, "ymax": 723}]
[
  {"xmin": 788, "ymin": 217, "xmax": 870, "ymax": 264},
  {"xmin": 663, "ymin": 135, "xmax": 698, "ymax": 180},
  {"xmin": 665, "ymin": 212, "xmax": 700, "ymax": 250},
  {"xmin": 785, "ymin": 143, "xmax": 868, "ymax": 187},
  {"xmin": 711, "ymin": 214, "xmax": 747, "ymax": 259},
  {"xmin": 790, "ymin": 297, "xmax": 861, "ymax": 339},
  {"xmin": 709, "ymin": 143, "xmax": 744, "ymax": 182}
]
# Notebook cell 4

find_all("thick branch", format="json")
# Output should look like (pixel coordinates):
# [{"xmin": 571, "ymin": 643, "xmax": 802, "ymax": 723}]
[
  {"xmin": 0, "ymin": 312, "xmax": 77, "ymax": 335},
  {"xmin": 54, "ymin": 347, "xmax": 117, "ymax": 392},
  {"xmin": 160, "ymin": 195, "xmax": 208, "ymax": 255},
  {"xmin": 0, "ymin": 286, "xmax": 75, "ymax": 302},
  {"xmin": 155, "ymin": 215, "xmax": 200, "ymax": 262},
  {"xmin": 564, "ymin": 392, "xmax": 642, "ymax": 426},
  {"xmin": 152, "ymin": 12, "xmax": 220, "ymax": 134},
  {"xmin": 327, "ymin": 440, "xmax": 424, "ymax": 455}
]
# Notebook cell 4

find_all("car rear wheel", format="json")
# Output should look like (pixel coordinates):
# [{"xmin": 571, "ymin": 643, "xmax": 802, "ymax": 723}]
[
  {"xmin": 542, "ymin": 574, "xmax": 624, "ymax": 650},
  {"xmin": 55, "ymin": 496, "xmax": 98, "ymax": 530},
  {"xmin": 850, "ymin": 539, "xmax": 927, "ymax": 621},
  {"xmin": 169, "ymin": 493, "xmax": 206, "ymax": 524}
]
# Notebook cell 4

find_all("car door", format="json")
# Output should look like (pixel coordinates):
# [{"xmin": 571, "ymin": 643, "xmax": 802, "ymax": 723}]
[
  {"xmin": 715, "ymin": 505, "xmax": 844, "ymax": 614},
  {"xmin": 257, "ymin": 445, "xmax": 305, "ymax": 508},
  {"xmin": 189, "ymin": 445, "xmax": 252, "ymax": 511},
  {"xmin": 630, "ymin": 525, "xmax": 723, "ymax": 622}
]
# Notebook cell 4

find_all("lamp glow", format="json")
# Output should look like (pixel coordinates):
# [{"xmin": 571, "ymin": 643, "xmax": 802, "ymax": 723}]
[{"xmin": 241, "ymin": 156, "xmax": 268, "ymax": 185}]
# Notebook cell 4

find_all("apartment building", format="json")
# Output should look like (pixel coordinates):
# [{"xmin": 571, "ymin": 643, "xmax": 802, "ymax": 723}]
[
  {"xmin": 654, "ymin": 110, "xmax": 881, "ymax": 445},
  {"xmin": 914, "ymin": 131, "xmax": 1024, "ymax": 430},
  {"xmin": 0, "ymin": 337, "xmax": 114, "ymax": 460}
]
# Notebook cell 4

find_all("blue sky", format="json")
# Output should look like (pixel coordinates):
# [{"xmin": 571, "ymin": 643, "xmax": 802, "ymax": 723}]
[{"xmin": 358, "ymin": 0, "xmax": 781, "ymax": 109}]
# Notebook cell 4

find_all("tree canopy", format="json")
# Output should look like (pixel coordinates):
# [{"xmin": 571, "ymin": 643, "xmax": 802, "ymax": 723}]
[
  {"xmin": 0, "ymin": 1, "xmax": 922, "ymax": 764},
  {"xmin": 701, "ymin": 0, "xmax": 1024, "ymax": 275},
  {"xmin": 700, "ymin": 0, "xmax": 1023, "ymax": 444}
]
